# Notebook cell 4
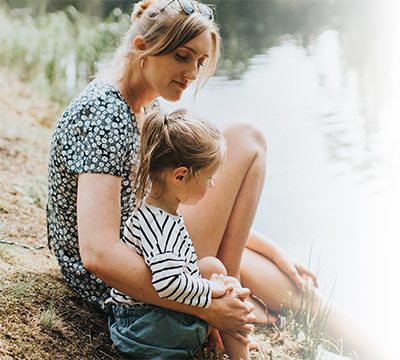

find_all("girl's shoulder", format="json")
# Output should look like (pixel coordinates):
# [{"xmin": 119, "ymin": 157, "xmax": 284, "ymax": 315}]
[
  {"xmin": 130, "ymin": 202, "xmax": 182, "ymax": 231},
  {"xmin": 142, "ymin": 201, "xmax": 182, "ymax": 222}
]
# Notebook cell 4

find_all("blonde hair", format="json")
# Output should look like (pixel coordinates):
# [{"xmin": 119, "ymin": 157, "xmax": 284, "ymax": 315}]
[
  {"xmin": 134, "ymin": 108, "xmax": 226, "ymax": 209},
  {"xmin": 100, "ymin": 0, "xmax": 220, "ymax": 92}
]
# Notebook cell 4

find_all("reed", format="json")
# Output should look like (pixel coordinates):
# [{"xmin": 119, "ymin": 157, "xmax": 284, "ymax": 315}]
[
  {"xmin": 277, "ymin": 251, "xmax": 338, "ymax": 360},
  {"xmin": 0, "ymin": 3, "xmax": 129, "ymax": 105}
]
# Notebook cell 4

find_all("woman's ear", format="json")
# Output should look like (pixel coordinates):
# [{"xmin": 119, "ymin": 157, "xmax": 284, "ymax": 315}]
[
  {"xmin": 172, "ymin": 167, "xmax": 189, "ymax": 185},
  {"xmin": 134, "ymin": 36, "xmax": 148, "ymax": 52}
]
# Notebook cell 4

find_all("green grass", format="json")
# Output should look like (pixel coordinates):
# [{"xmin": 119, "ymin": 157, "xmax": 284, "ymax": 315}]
[
  {"xmin": 22, "ymin": 176, "xmax": 48, "ymax": 209},
  {"xmin": 277, "ymin": 268, "xmax": 340, "ymax": 360},
  {"xmin": 38, "ymin": 294, "xmax": 65, "ymax": 329},
  {"xmin": 279, "ymin": 286, "xmax": 335, "ymax": 359},
  {"xmin": 0, "ymin": 2, "xmax": 129, "ymax": 105},
  {"xmin": 1, "ymin": 241, "xmax": 336, "ymax": 359},
  {"xmin": 0, "ymin": 273, "xmax": 35, "ymax": 297}
]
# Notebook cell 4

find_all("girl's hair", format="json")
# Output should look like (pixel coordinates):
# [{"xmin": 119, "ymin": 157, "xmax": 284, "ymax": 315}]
[
  {"xmin": 134, "ymin": 108, "xmax": 226, "ymax": 209},
  {"xmin": 99, "ymin": 0, "xmax": 220, "ymax": 92}
]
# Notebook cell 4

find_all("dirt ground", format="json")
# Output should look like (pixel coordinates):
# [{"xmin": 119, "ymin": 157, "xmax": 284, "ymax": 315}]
[
  {"xmin": 0, "ymin": 67, "xmax": 58, "ymax": 249},
  {"xmin": 0, "ymin": 68, "xmax": 126, "ymax": 359},
  {"xmin": 0, "ymin": 68, "xmax": 305, "ymax": 359}
]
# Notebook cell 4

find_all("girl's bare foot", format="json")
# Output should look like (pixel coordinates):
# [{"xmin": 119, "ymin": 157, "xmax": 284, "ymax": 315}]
[
  {"xmin": 248, "ymin": 335, "xmax": 260, "ymax": 350},
  {"xmin": 208, "ymin": 328, "xmax": 260, "ymax": 352},
  {"xmin": 207, "ymin": 328, "xmax": 224, "ymax": 351}
]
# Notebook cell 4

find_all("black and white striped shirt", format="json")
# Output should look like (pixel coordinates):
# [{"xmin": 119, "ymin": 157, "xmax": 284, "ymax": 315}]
[{"xmin": 107, "ymin": 202, "xmax": 212, "ymax": 308}]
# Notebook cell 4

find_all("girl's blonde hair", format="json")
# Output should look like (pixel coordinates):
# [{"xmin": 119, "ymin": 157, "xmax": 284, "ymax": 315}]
[
  {"xmin": 100, "ymin": 0, "xmax": 220, "ymax": 92},
  {"xmin": 134, "ymin": 108, "xmax": 226, "ymax": 209}
]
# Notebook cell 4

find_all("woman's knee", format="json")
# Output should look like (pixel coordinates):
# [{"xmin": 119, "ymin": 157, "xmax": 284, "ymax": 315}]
[{"xmin": 222, "ymin": 122, "xmax": 267, "ymax": 154}]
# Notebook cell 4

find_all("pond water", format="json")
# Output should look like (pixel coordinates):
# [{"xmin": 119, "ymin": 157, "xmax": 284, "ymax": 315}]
[{"xmin": 159, "ymin": 0, "xmax": 400, "ymax": 350}]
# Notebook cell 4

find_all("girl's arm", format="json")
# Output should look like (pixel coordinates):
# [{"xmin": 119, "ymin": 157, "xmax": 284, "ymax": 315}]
[
  {"xmin": 149, "ymin": 252, "xmax": 212, "ymax": 308},
  {"xmin": 246, "ymin": 229, "xmax": 317, "ymax": 289},
  {"xmin": 128, "ymin": 210, "xmax": 230, "ymax": 308},
  {"xmin": 77, "ymin": 173, "xmax": 255, "ymax": 343}
]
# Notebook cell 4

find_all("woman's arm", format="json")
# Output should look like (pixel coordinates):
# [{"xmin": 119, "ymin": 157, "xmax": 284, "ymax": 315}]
[
  {"xmin": 77, "ymin": 173, "xmax": 255, "ymax": 342},
  {"xmin": 77, "ymin": 173, "xmax": 153, "ymax": 299},
  {"xmin": 246, "ymin": 229, "xmax": 317, "ymax": 289}
]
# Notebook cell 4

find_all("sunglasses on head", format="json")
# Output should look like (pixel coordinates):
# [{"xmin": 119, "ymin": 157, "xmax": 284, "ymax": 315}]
[{"xmin": 150, "ymin": 0, "xmax": 214, "ymax": 21}]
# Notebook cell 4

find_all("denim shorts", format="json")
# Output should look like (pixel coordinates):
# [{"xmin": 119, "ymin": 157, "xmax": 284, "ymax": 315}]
[{"xmin": 109, "ymin": 304, "xmax": 209, "ymax": 359}]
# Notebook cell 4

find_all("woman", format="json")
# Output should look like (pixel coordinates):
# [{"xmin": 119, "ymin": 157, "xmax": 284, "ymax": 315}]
[
  {"xmin": 48, "ymin": 0, "xmax": 255, "ymax": 343},
  {"xmin": 47, "ymin": 0, "xmax": 384, "ymax": 357}
]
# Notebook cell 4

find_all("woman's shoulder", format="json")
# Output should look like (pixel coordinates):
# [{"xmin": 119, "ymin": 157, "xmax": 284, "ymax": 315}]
[
  {"xmin": 57, "ymin": 80, "xmax": 137, "ymax": 131},
  {"xmin": 73, "ymin": 80, "xmax": 130, "ymax": 112}
]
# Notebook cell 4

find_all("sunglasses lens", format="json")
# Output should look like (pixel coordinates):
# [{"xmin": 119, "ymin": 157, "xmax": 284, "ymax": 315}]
[
  {"xmin": 197, "ymin": 4, "xmax": 213, "ymax": 20},
  {"xmin": 178, "ymin": 0, "xmax": 195, "ymax": 15}
]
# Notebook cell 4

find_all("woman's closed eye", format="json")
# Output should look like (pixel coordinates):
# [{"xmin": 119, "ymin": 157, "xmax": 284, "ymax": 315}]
[
  {"xmin": 176, "ymin": 53, "xmax": 206, "ymax": 68},
  {"xmin": 176, "ymin": 53, "xmax": 187, "ymax": 61}
]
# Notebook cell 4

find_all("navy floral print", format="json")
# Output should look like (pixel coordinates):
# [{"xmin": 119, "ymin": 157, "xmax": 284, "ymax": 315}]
[{"xmin": 47, "ymin": 81, "xmax": 147, "ymax": 310}]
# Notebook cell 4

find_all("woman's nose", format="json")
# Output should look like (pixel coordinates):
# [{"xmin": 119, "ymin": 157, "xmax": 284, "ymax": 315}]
[{"xmin": 184, "ymin": 62, "xmax": 198, "ymax": 81}]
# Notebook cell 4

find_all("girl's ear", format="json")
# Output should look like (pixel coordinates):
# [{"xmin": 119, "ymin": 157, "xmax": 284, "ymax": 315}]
[
  {"xmin": 172, "ymin": 167, "xmax": 189, "ymax": 185},
  {"xmin": 134, "ymin": 36, "xmax": 148, "ymax": 52}
]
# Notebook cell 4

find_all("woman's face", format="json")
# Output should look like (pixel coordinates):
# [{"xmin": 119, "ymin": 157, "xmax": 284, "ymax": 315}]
[{"xmin": 143, "ymin": 30, "xmax": 212, "ymax": 102}]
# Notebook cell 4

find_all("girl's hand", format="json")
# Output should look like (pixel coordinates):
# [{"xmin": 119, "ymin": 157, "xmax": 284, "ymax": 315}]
[{"xmin": 210, "ymin": 273, "xmax": 234, "ymax": 298}]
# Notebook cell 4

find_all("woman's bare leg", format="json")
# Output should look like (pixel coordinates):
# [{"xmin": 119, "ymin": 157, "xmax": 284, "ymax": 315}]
[
  {"xmin": 241, "ymin": 247, "xmax": 388, "ymax": 359},
  {"xmin": 181, "ymin": 123, "xmax": 267, "ymax": 279}
]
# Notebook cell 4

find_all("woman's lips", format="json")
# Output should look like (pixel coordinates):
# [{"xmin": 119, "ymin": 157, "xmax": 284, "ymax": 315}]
[{"xmin": 174, "ymin": 81, "xmax": 188, "ymax": 90}]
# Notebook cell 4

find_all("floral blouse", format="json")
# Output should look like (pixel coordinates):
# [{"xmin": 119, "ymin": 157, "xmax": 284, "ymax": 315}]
[{"xmin": 47, "ymin": 80, "xmax": 152, "ymax": 310}]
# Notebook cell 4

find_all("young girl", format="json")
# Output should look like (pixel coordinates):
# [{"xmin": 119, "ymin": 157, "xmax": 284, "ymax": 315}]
[{"xmin": 106, "ymin": 108, "xmax": 251, "ymax": 359}]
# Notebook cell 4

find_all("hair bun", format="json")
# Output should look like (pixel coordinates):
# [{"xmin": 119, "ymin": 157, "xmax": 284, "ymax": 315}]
[{"xmin": 131, "ymin": 0, "xmax": 154, "ymax": 21}]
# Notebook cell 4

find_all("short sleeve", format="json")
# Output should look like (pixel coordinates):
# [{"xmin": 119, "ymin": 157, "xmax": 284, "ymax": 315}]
[{"xmin": 59, "ymin": 87, "xmax": 135, "ymax": 176}]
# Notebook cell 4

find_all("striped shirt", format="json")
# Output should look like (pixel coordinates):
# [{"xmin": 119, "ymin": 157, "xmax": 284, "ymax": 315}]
[{"xmin": 107, "ymin": 202, "xmax": 212, "ymax": 308}]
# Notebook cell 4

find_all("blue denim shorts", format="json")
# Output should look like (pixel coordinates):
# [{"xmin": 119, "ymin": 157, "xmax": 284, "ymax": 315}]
[{"xmin": 109, "ymin": 304, "xmax": 209, "ymax": 359}]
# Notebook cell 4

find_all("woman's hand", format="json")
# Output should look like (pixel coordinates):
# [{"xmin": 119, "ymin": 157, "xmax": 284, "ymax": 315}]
[
  {"xmin": 246, "ymin": 230, "xmax": 318, "ymax": 290},
  {"xmin": 200, "ymin": 287, "xmax": 255, "ymax": 344},
  {"xmin": 272, "ymin": 251, "xmax": 318, "ymax": 290}
]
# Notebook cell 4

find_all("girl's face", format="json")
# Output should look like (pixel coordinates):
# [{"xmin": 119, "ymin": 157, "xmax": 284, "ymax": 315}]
[
  {"xmin": 143, "ymin": 30, "xmax": 212, "ymax": 102},
  {"xmin": 181, "ymin": 166, "xmax": 217, "ymax": 206}
]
